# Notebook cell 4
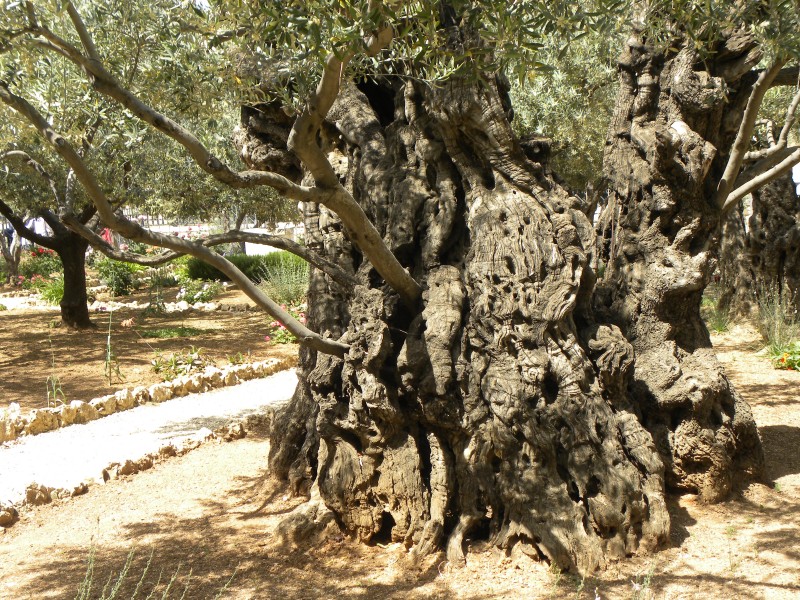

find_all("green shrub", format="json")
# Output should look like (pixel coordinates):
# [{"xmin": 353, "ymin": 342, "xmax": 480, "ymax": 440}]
[
  {"xmin": 39, "ymin": 275, "xmax": 65, "ymax": 305},
  {"xmin": 184, "ymin": 251, "xmax": 304, "ymax": 283},
  {"xmin": 151, "ymin": 346, "xmax": 212, "ymax": 381},
  {"xmin": 772, "ymin": 342, "xmax": 800, "ymax": 371},
  {"xmin": 96, "ymin": 258, "xmax": 139, "ymax": 296},
  {"xmin": 757, "ymin": 284, "xmax": 799, "ymax": 355},
  {"xmin": 19, "ymin": 247, "xmax": 61, "ymax": 278},
  {"xmin": 258, "ymin": 253, "xmax": 309, "ymax": 306}
]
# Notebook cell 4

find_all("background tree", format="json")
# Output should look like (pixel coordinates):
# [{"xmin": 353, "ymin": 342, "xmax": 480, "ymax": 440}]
[{"xmin": 1, "ymin": 0, "xmax": 799, "ymax": 574}]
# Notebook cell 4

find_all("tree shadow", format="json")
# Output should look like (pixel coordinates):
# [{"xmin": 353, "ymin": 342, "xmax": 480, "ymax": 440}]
[
  {"xmin": 8, "ymin": 472, "xmax": 453, "ymax": 600},
  {"xmin": 759, "ymin": 425, "xmax": 800, "ymax": 480}
]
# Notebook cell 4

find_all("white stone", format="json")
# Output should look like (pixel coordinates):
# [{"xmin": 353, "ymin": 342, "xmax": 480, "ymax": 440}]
[
  {"xmin": 69, "ymin": 400, "xmax": 99, "ymax": 424},
  {"xmin": 24, "ymin": 409, "xmax": 59, "ymax": 435},
  {"xmin": 90, "ymin": 395, "xmax": 117, "ymax": 416}
]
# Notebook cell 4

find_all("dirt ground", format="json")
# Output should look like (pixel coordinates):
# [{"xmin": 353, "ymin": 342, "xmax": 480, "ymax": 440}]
[
  {"xmin": 0, "ymin": 287, "xmax": 297, "ymax": 411},
  {"xmin": 0, "ymin": 318, "xmax": 798, "ymax": 598}
]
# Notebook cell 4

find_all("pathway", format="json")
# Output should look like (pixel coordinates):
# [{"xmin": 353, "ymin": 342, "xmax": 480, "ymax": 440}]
[{"xmin": 0, "ymin": 369, "xmax": 298, "ymax": 507}]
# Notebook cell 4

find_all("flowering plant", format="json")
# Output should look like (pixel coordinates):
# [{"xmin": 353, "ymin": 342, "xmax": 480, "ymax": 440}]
[
  {"xmin": 264, "ymin": 303, "xmax": 306, "ymax": 344},
  {"xmin": 773, "ymin": 343, "xmax": 800, "ymax": 371},
  {"xmin": 19, "ymin": 246, "xmax": 61, "ymax": 279}
]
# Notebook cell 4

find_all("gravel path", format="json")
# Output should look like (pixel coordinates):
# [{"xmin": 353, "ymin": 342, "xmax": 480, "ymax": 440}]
[{"xmin": 0, "ymin": 368, "xmax": 298, "ymax": 506}]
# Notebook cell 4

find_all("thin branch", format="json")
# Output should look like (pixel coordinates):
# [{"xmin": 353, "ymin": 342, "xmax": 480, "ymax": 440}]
[
  {"xmin": 722, "ymin": 146, "xmax": 800, "ymax": 215},
  {"xmin": 736, "ymin": 145, "xmax": 799, "ymax": 188},
  {"xmin": 64, "ymin": 1, "xmax": 100, "ymax": 61},
  {"xmin": 23, "ymin": 2, "xmax": 320, "ymax": 202},
  {"xmin": 0, "ymin": 81, "xmax": 349, "ymax": 357},
  {"xmin": 64, "ymin": 216, "xmax": 357, "ymax": 288},
  {"xmin": 714, "ymin": 59, "xmax": 787, "ymax": 209},
  {"xmin": 743, "ymin": 87, "xmax": 800, "ymax": 162},
  {"xmin": 287, "ymin": 17, "xmax": 422, "ymax": 306}
]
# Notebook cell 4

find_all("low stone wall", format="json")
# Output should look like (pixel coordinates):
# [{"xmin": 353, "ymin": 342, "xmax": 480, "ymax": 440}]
[
  {"xmin": 0, "ymin": 415, "xmax": 272, "ymax": 529},
  {"xmin": 0, "ymin": 356, "xmax": 296, "ymax": 444}
]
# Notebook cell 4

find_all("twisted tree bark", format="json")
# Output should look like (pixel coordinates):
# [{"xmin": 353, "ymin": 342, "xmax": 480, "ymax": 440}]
[
  {"xmin": 596, "ymin": 35, "xmax": 764, "ymax": 501},
  {"xmin": 719, "ymin": 171, "xmax": 800, "ymax": 316},
  {"xmin": 240, "ymin": 74, "xmax": 669, "ymax": 573}
]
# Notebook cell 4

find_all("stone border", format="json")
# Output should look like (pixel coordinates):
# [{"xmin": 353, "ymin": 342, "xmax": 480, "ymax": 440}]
[
  {"xmin": 0, "ymin": 356, "xmax": 296, "ymax": 444},
  {"xmin": 0, "ymin": 414, "xmax": 273, "ymax": 528}
]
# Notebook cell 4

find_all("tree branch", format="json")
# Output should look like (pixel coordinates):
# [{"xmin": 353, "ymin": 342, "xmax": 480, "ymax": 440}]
[
  {"xmin": 22, "ymin": 2, "xmax": 322, "ymax": 202},
  {"xmin": 287, "ymin": 17, "xmax": 422, "ymax": 306},
  {"xmin": 771, "ymin": 65, "xmax": 800, "ymax": 88},
  {"xmin": 0, "ymin": 196, "xmax": 54, "ymax": 248},
  {"xmin": 0, "ymin": 81, "xmax": 349, "ymax": 357},
  {"xmin": 64, "ymin": 216, "xmax": 357, "ymax": 288},
  {"xmin": 714, "ymin": 59, "xmax": 787, "ymax": 209},
  {"xmin": 722, "ymin": 146, "xmax": 800, "ymax": 215}
]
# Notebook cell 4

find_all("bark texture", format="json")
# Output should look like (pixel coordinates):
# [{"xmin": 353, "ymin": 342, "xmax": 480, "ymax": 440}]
[
  {"xmin": 719, "ymin": 172, "xmax": 800, "ymax": 316},
  {"xmin": 242, "ymin": 75, "xmax": 670, "ymax": 572},
  {"xmin": 57, "ymin": 233, "xmax": 92, "ymax": 329},
  {"xmin": 596, "ymin": 36, "xmax": 764, "ymax": 501}
]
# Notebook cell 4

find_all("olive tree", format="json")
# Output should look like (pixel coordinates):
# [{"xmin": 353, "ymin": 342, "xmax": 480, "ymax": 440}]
[{"xmin": 2, "ymin": 0, "xmax": 799, "ymax": 574}]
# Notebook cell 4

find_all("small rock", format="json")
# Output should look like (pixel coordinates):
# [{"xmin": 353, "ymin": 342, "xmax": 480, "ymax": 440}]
[
  {"xmin": 24, "ymin": 409, "xmax": 60, "ymax": 436},
  {"xmin": 53, "ymin": 403, "xmax": 78, "ymax": 427},
  {"xmin": 194, "ymin": 427, "xmax": 215, "ymax": 442},
  {"xmin": 159, "ymin": 444, "xmax": 177, "ymax": 457},
  {"xmin": 118, "ymin": 460, "xmax": 138, "ymax": 476},
  {"xmin": 132, "ymin": 386, "xmax": 151, "ymax": 405},
  {"xmin": 72, "ymin": 483, "xmax": 89, "ymax": 497},
  {"xmin": 25, "ymin": 484, "xmax": 52, "ymax": 506},
  {"xmin": 69, "ymin": 401, "xmax": 99, "ymax": 424},
  {"xmin": 89, "ymin": 395, "xmax": 117, "ymax": 416},
  {"xmin": 0, "ymin": 502, "xmax": 18, "ymax": 527},
  {"xmin": 102, "ymin": 463, "xmax": 120, "ymax": 481},
  {"xmin": 135, "ymin": 455, "xmax": 154, "ymax": 471},
  {"xmin": 149, "ymin": 383, "xmax": 173, "ymax": 403},
  {"xmin": 114, "ymin": 388, "xmax": 136, "ymax": 411},
  {"xmin": 220, "ymin": 423, "xmax": 246, "ymax": 442}
]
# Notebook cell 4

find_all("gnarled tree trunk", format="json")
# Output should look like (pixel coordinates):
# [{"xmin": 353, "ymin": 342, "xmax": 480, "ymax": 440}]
[
  {"xmin": 719, "ymin": 171, "xmax": 800, "ymax": 316},
  {"xmin": 242, "ymin": 74, "xmax": 670, "ymax": 573},
  {"xmin": 596, "ymin": 36, "xmax": 764, "ymax": 501}
]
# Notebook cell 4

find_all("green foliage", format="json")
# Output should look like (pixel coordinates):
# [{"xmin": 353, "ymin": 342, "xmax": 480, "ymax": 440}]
[
  {"xmin": 19, "ymin": 247, "xmax": 62, "ymax": 279},
  {"xmin": 227, "ymin": 351, "xmax": 252, "ymax": 365},
  {"xmin": 96, "ymin": 258, "xmax": 139, "ymax": 297},
  {"xmin": 184, "ymin": 252, "xmax": 302, "ymax": 283},
  {"xmin": 151, "ymin": 346, "xmax": 212, "ymax": 381},
  {"xmin": 757, "ymin": 285, "xmax": 799, "ymax": 357},
  {"xmin": 140, "ymin": 326, "xmax": 206, "ymax": 339},
  {"xmin": 38, "ymin": 274, "xmax": 65, "ymax": 306},
  {"xmin": 264, "ymin": 304, "xmax": 307, "ymax": 345},
  {"xmin": 74, "ymin": 545, "xmax": 228, "ymax": 600},
  {"xmin": 772, "ymin": 342, "xmax": 800, "ymax": 371},
  {"xmin": 258, "ymin": 253, "xmax": 309, "ymax": 306},
  {"xmin": 701, "ymin": 296, "xmax": 730, "ymax": 333},
  {"xmin": 176, "ymin": 279, "xmax": 222, "ymax": 304}
]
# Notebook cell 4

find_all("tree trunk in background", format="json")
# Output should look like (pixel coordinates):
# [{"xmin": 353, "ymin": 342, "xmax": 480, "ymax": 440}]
[
  {"xmin": 596, "ymin": 36, "xmax": 763, "ymax": 501},
  {"xmin": 241, "ymin": 72, "xmax": 670, "ymax": 573},
  {"xmin": 1, "ymin": 229, "xmax": 22, "ymax": 283},
  {"xmin": 56, "ymin": 233, "xmax": 92, "ymax": 329},
  {"xmin": 719, "ymin": 172, "xmax": 800, "ymax": 316}
]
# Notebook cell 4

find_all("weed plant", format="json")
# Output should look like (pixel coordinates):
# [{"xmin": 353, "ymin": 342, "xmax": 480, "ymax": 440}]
[
  {"xmin": 151, "ymin": 346, "xmax": 212, "ymax": 380},
  {"xmin": 97, "ymin": 257, "xmax": 141, "ymax": 296},
  {"xmin": 140, "ymin": 326, "xmax": 205, "ymax": 339},
  {"xmin": 757, "ymin": 285, "xmax": 799, "ymax": 369},
  {"xmin": 75, "ymin": 546, "xmax": 235, "ymax": 600},
  {"xmin": 258, "ymin": 253, "xmax": 309, "ymax": 306}
]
